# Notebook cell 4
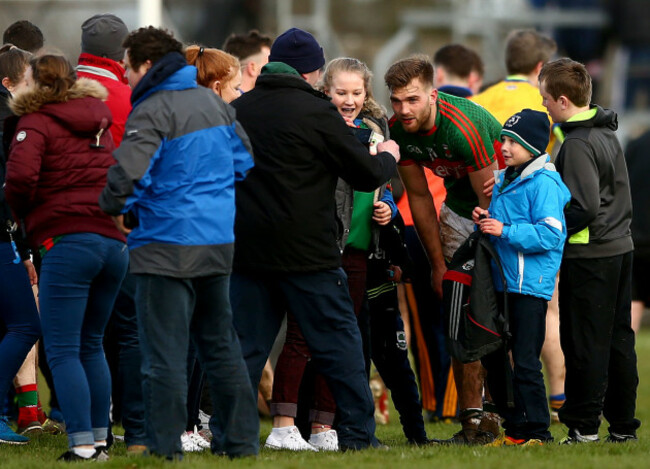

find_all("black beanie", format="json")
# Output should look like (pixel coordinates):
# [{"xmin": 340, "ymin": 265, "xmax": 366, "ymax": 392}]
[
  {"xmin": 81, "ymin": 14, "xmax": 128, "ymax": 62},
  {"xmin": 268, "ymin": 27, "xmax": 325, "ymax": 74},
  {"xmin": 501, "ymin": 109, "xmax": 550, "ymax": 156}
]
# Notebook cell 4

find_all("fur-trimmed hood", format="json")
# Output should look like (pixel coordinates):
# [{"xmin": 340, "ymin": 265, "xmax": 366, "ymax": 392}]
[{"xmin": 9, "ymin": 78, "xmax": 111, "ymax": 135}]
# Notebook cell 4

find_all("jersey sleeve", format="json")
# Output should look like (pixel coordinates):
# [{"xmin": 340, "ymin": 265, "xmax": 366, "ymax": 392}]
[{"xmin": 438, "ymin": 99, "xmax": 500, "ymax": 172}]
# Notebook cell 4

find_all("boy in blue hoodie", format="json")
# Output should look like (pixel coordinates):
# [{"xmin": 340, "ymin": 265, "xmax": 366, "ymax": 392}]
[{"xmin": 472, "ymin": 109, "xmax": 571, "ymax": 445}]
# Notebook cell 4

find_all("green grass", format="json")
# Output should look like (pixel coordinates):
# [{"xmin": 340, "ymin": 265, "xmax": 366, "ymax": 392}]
[{"xmin": 2, "ymin": 330, "xmax": 649, "ymax": 468}]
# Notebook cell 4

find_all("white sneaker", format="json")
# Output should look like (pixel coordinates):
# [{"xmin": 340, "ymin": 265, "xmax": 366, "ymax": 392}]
[
  {"xmin": 188, "ymin": 426, "xmax": 211, "ymax": 449},
  {"xmin": 264, "ymin": 426, "xmax": 318, "ymax": 451},
  {"xmin": 309, "ymin": 429, "xmax": 339, "ymax": 451},
  {"xmin": 180, "ymin": 431, "xmax": 205, "ymax": 452}
]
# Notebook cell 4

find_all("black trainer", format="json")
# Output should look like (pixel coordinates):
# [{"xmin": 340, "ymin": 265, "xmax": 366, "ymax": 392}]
[{"xmin": 606, "ymin": 432, "xmax": 638, "ymax": 443}]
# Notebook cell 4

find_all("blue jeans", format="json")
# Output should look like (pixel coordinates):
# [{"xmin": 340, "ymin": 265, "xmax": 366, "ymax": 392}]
[
  {"xmin": 135, "ymin": 273, "xmax": 258, "ymax": 459},
  {"xmin": 0, "ymin": 242, "xmax": 41, "ymax": 404},
  {"xmin": 230, "ymin": 269, "xmax": 377, "ymax": 450},
  {"xmin": 39, "ymin": 233, "xmax": 128, "ymax": 447}
]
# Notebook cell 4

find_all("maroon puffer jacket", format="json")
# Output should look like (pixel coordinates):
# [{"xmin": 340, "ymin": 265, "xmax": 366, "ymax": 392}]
[{"xmin": 5, "ymin": 78, "xmax": 126, "ymax": 248}]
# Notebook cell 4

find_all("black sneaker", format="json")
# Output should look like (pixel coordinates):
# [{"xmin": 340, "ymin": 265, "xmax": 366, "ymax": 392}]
[
  {"xmin": 559, "ymin": 428, "xmax": 599, "ymax": 445},
  {"xmin": 57, "ymin": 446, "xmax": 110, "ymax": 462},
  {"xmin": 94, "ymin": 445, "xmax": 110, "ymax": 461},
  {"xmin": 408, "ymin": 437, "xmax": 442, "ymax": 446},
  {"xmin": 606, "ymin": 432, "xmax": 638, "ymax": 443},
  {"xmin": 57, "ymin": 451, "xmax": 94, "ymax": 462}
]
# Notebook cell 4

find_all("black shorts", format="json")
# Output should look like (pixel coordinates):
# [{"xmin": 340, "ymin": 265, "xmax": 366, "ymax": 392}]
[{"xmin": 631, "ymin": 253, "xmax": 650, "ymax": 303}]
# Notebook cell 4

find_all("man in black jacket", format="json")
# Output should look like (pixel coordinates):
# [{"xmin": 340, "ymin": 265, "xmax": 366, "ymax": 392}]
[
  {"xmin": 540, "ymin": 58, "xmax": 640, "ymax": 444},
  {"xmin": 230, "ymin": 28, "xmax": 400, "ymax": 451}
]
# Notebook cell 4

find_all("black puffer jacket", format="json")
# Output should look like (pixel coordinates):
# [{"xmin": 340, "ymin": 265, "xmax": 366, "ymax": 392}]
[
  {"xmin": 231, "ymin": 67, "xmax": 397, "ymax": 273},
  {"xmin": 556, "ymin": 105, "xmax": 633, "ymax": 258}
]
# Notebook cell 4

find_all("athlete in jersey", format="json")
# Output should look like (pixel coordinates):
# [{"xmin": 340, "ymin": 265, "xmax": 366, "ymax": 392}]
[{"xmin": 390, "ymin": 91, "xmax": 502, "ymax": 220}]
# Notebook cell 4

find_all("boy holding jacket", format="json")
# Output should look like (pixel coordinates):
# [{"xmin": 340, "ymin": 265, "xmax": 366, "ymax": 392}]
[{"xmin": 472, "ymin": 109, "xmax": 570, "ymax": 445}]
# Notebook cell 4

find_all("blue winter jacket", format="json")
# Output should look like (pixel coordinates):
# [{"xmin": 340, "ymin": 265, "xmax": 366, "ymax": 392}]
[
  {"xmin": 100, "ymin": 59, "xmax": 254, "ymax": 277},
  {"xmin": 488, "ymin": 155, "xmax": 571, "ymax": 300}
]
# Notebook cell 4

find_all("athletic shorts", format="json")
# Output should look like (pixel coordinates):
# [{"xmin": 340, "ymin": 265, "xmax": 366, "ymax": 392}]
[{"xmin": 439, "ymin": 203, "xmax": 474, "ymax": 262}]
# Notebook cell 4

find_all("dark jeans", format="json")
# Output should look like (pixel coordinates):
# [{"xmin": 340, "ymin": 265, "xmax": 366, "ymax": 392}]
[
  {"xmin": 39, "ymin": 233, "xmax": 128, "ymax": 447},
  {"xmin": 482, "ymin": 293, "xmax": 551, "ymax": 441},
  {"xmin": 110, "ymin": 272, "xmax": 146, "ymax": 446},
  {"xmin": 0, "ymin": 242, "xmax": 41, "ymax": 405},
  {"xmin": 558, "ymin": 253, "xmax": 641, "ymax": 435},
  {"xmin": 230, "ymin": 269, "xmax": 377, "ymax": 450},
  {"xmin": 404, "ymin": 226, "xmax": 453, "ymax": 417},
  {"xmin": 369, "ymin": 287, "xmax": 427, "ymax": 443},
  {"xmin": 135, "ymin": 273, "xmax": 258, "ymax": 459}
]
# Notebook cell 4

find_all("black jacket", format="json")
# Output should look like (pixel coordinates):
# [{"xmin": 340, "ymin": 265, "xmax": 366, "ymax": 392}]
[
  {"xmin": 625, "ymin": 129, "xmax": 650, "ymax": 257},
  {"xmin": 231, "ymin": 71, "xmax": 396, "ymax": 273},
  {"xmin": 556, "ymin": 105, "xmax": 633, "ymax": 258}
]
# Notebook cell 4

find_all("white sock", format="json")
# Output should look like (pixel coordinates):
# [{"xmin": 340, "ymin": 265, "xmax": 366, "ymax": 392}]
[
  {"xmin": 94, "ymin": 440, "xmax": 107, "ymax": 448},
  {"xmin": 271, "ymin": 425, "xmax": 295, "ymax": 436},
  {"xmin": 72, "ymin": 447, "xmax": 96, "ymax": 458}
]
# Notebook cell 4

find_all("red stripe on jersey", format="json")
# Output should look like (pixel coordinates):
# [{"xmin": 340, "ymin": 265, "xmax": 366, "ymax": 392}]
[
  {"xmin": 439, "ymin": 107, "xmax": 487, "ymax": 168},
  {"xmin": 439, "ymin": 100, "xmax": 490, "ymax": 168}
]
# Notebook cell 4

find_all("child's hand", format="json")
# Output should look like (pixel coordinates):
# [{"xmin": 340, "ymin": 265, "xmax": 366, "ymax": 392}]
[
  {"xmin": 372, "ymin": 201, "xmax": 392, "ymax": 225},
  {"xmin": 472, "ymin": 207, "xmax": 489, "ymax": 224},
  {"xmin": 479, "ymin": 217, "xmax": 504, "ymax": 237}
]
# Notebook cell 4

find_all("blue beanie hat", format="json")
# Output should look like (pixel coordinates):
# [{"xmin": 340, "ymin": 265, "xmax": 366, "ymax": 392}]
[
  {"xmin": 501, "ymin": 109, "xmax": 550, "ymax": 156},
  {"xmin": 268, "ymin": 27, "xmax": 325, "ymax": 74}
]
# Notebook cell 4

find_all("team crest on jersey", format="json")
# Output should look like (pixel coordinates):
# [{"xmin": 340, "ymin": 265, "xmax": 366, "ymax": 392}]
[
  {"xmin": 442, "ymin": 144, "xmax": 453, "ymax": 159},
  {"xmin": 16, "ymin": 131, "xmax": 26, "ymax": 142},
  {"xmin": 505, "ymin": 115, "xmax": 521, "ymax": 128}
]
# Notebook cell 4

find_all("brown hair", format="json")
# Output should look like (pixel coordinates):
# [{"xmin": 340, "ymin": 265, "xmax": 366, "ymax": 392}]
[
  {"xmin": 2, "ymin": 20, "xmax": 44, "ymax": 53},
  {"xmin": 505, "ymin": 29, "xmax": 557, "ymax": 75},
  {"xmin": 123, "ymin": 26, "xmax": 183, "ymax": 70},
  {"xmin": 185, "ymin": 45, "xmax": 239, "ymax": 88},
  {"xmin": 0, "ymin": 44, "xmax": 32, "ymax": 87},
  {"xmin": 222, "ymin": 30, "xmax": 272, "ymax": 61},
  {"xmin": 384, "ymin": 54, "xmax": 434, "ymax": 92},
  {"xmin": 30, "ymin": 54, "xmax": 77, "ymax": 100},
  {"xmin": 539, "ymin": 57, "xmax": 592, "ymax": 107},
  {"xmin": 433, "ymin": 44, "xmax": 484, "ymax": 79},
  {"xmin": 319, "ymin": 57, "xmax": 384, "ymax": 120}
]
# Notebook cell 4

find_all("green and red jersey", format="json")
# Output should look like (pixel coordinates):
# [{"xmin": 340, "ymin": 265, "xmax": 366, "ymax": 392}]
[{"xmin": 390, "ymin": 91, "xmax": 503, "ymax": 219}]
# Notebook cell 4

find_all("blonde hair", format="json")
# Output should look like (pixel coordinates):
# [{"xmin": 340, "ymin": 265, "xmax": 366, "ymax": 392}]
[
  {"xmin": 186, "ymin": 45, "xmax": 239, "ymax": 88},
  {"xmin": 319, "ymin": 57, "xmax": 385, "ymax": 120}
]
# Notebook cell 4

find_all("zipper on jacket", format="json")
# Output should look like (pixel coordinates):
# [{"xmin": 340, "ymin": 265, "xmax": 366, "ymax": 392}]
[{"xmin": 518, "ymin": 251, "xmax": 524, "ymax": 293}]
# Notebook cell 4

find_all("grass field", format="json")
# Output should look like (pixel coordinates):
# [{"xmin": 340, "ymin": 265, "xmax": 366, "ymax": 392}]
[{"xmin": 2, "ymin": 330, "xmax": 648, "ymax": 468}]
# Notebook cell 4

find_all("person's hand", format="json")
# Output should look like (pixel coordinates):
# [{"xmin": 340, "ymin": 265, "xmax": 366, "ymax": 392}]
[
  {"xmin": 343, "ymin": 116, "xmax": 356, "ymax": 128},
  {"xmin": 23, "ymin": 259, "xmax": 37, "ymax": 285},
  {"xmin": 377, "ymin": 140, "xmax": 400, "ymax": 163},
  {"xmin": 483, "ymin": 176, "xmax": 495, "ymax": 198},
  {"xmin": 479, "ymin": 217, "xmax": 504, "ymax": 237},
  {"xmin": 372, "ymin": 201, "xmax": 392, "ymax": 226},
  {"xmin": 112, "ymin": 215, "xmax": 132, "ymax": 235},
  {"xmin": 472, "ymin": 207, "xmax": 490, "ymax": 224},
  {"xmin": 431, "ymin": 264, "xmax": 447, "ymax": 298}
]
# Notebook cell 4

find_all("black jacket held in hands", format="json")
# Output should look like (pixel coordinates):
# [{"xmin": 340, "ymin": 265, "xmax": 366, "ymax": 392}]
[{"xmin": 231, "ymin": 71, "xmax": 397, "ymax": 273}]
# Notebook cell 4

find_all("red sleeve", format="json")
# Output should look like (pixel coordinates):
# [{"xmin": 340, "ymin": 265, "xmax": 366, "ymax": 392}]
[{"xmin": 5, "ymin": 117, "xmax": 46, "ymax": 218}]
